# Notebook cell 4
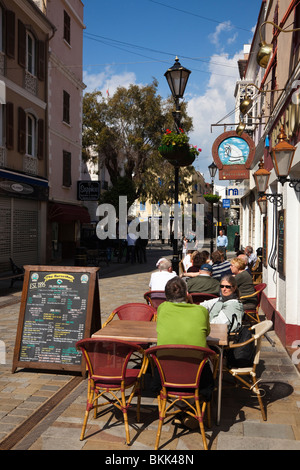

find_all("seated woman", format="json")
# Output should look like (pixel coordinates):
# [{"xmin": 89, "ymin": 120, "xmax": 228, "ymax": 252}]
[
  {"xmin": 211, "ymin": 250, "xmax": 232, "ymax": 281},
  {"xmin": 154, "ymin": 276, "xmax": 215, "ymax": 415},
  {"xmin": 200, "ymin": 275, "xmax": 244, "ymax": 332},
  {"xmin": 230, "ymin": 257, "xmax": 257, "ymax": 310}
]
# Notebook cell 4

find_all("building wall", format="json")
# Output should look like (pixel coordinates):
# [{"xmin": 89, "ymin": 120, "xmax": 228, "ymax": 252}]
[
  {"xmin": 0, "ymin": 0, "xmax": 54, "ymax": 270},
  {"xmin": 238, "ymin": 0, "xmax": 300, "ymax": 346}
]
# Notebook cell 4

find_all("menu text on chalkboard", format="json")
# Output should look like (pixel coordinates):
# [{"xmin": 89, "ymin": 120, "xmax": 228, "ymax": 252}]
[{"xmin": 12, "ymin": 266, "xmax": 101, "ymax": 375}]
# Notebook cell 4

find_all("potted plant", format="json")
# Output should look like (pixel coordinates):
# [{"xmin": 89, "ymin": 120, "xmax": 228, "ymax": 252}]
[{"xmin": 159, "ymin": 128, "xmax": 201, "ymax": 166}]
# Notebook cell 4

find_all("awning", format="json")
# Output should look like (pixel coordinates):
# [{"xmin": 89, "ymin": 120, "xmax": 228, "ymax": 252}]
[{"xmin": 48, "ymin": 203, "xmax": 90, "ymax": 223}]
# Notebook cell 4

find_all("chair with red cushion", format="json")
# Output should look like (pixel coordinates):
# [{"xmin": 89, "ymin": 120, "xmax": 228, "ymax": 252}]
[
  {"xmin": 76, "ymin": 338, "xmax": 148, "ymax": 445},
  {"xmin": 144, "ymin": 290, "xmax": 166, "ymax": 312},
  {"xmin": 145, "ymin": 344, "xmax": 216, "ymax": 450},
  {"xmin": 188, "ymin": 292, "xmax": 218, "ymax": 304},
  {"xmin": 102, "ymin": 302, "xmax": 156, "ymax": 328}
]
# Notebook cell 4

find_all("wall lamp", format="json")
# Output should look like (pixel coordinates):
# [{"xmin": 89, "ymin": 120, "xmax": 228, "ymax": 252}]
[
  {"xmin": 253, "ymin": 159, "xmax": 283, "ymax": 207},
  {"xmin": 257, "ymin": 21, "xmax": 300, "ymax": 68},
  {"xmin": 271, "ymin": 126, "xmax": 300, "ymax": 191}
]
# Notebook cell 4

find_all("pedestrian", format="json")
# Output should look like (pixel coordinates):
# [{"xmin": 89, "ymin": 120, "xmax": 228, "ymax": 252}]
[
  {"xmin": 217, "ymin": 229, "xmax": 228, "ymax": 259},
  {"xmin": 234, "ymin": 231, "xmax": 240, "ymax": 253}
]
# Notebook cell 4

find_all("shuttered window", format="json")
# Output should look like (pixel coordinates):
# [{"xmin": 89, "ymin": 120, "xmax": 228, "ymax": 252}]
[
  {"xmin": 37, "ymin": 119, "xmax": 44, "ymax": 159},
  {"xmin": 64, "ymin": 10, "xmax": 71, "ymax": 44},
  {"xmin": 18, "ymin": 107, "xmax": 26, "ymax": 154},
  {"xmin": 63, "ymin": 90, "xmax": 70, "ymax": 124},
  {"xmin": 6, "ymin": 10, "xmax": 15, "ymax": 59},
  {"xmin": 63, "ymin": 150, "xmax": 72, "ymax": 187},
  {"xmin": 6, "ymin": 102, "xmax": 14, "ymax": 150}
]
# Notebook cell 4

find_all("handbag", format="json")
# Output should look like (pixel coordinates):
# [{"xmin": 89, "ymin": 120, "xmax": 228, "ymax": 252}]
[{"xmin": 226, "ymin": 324, "xmax": 255, "ymax": 368}]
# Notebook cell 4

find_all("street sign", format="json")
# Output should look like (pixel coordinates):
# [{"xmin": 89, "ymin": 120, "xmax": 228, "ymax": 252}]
[{"xmin": 222, "ymin": 199, "xmax": 231, "ymax": 208}]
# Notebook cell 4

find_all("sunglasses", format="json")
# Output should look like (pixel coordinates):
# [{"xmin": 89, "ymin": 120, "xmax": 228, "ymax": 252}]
[{"xmin": 220, "ymin": 285, "xmax": 233, "ymax": 289}]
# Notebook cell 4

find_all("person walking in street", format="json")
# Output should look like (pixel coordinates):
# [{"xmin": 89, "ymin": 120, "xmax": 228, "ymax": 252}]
[
  {"xmin": 234, "ymin": 231, "xmax": 240, "ymax": 253},
  {"xmin": 217, "ymin": 229, "xmax": 228, "ymax": 259}
]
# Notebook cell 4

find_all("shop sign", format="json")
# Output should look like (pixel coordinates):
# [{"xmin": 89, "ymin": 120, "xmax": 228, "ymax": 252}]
[
  {"xmin": 77, "ymin": 181, "xmax": 101, "ymax": 201},
  {"xmin": 212, "ymin": 131, "xmax": 255, "ymax": 180}
]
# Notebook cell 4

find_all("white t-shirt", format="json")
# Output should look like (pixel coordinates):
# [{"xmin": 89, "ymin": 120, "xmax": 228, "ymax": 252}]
[{"xmin": 149, "ymin": 271, "xmax": 177, "ymax": 291}]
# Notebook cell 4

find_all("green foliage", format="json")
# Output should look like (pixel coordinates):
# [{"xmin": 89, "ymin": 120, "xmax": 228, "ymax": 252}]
[
  {"xmin": 99, "ymin": 176, "xmax": 137, "ymax": 212},
  {"xmin": 82, "ymin": 81, "xmax": 195, "ymax": 204},
  {"xmin": 203, "ymin": 194, "xmax": 221, "ymax": 204}
]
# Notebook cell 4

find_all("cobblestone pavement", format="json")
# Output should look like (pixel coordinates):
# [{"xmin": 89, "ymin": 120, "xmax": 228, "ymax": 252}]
[{"xmin": 0, "ymin": 243, "xmax": 300, "ymax": 451}]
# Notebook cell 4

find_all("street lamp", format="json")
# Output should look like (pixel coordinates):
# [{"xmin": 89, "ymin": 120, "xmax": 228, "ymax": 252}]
[
  {"xmin": 164, "ymin": 57, "xmax": 191, "ymax": 273},
  {"xmin": 208, "ymin": 162, "xmax": 218, "ymax": 255}
]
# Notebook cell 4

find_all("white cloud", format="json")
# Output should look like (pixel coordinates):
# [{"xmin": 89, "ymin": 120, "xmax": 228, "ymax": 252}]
[
  {"xmin": 83, "ymin": 68, "xmax": 138, "ymax": 95},
  {"xmin": 209, "ymin": 21, "xmax": 233, "ymax": 48},
  {"xmin": 187, "ymin": 50, "xmax": 243, "ymax": 181}
]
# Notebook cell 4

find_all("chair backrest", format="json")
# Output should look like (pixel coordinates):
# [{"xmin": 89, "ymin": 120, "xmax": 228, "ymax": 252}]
[
  {"xmin": 144, "ymin": 291, "xmax": 166, "ymax": 309},
  {"xmin": 251, "ymin": 319, "xmax": 273, "ymax": 365},
  {"xmin": 145, "ymin": 344, "xmax": 215, "ymax": 390},
  {"xmin": 114, "ymin": 302, "xmax": 156, "ymax": 321},
  {"xmin": 76, "ymin": 338, "xmax": 143, "ymax": 379},
  {"xmin": 189, "ymin": 292, "xmax": 218, "ymax": 304},
  {"xmin": 254, "ymin": 283, "xmax": 267, "ymax": 306}
]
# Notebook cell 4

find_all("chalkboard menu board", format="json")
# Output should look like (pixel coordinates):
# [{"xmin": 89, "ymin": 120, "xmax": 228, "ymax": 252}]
[
  {"xmin": 278, "ymin": 210, "xmax": 285, "ymax": 276},
  {"xmin": 12, "ymin": 266, "xmax": 101, "ymax": 375}
]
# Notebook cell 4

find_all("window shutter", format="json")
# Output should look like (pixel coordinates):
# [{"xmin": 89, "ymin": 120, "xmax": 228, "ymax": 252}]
[
  {"xmin": 37, "ymin": 40, "xmax": 45, "ymax": 81},
  {"xmin": 18, "ymin": 107, "xmax": 26, "ymax": 154},
  {"xmin": 6, "ymin": 102, "xmax": 14, "ymax": 150},
  {"xmin": 63, "ymin": 90, "xmax": 70, "ymax": 123},
  {"xmin": 6, "ymin": 10, "xmax": 15, "ymax": 59},
  {"xmin": 18, "ymin": 20, "xmax": 26, "ymax": 68},
  {"xmin": 37, "ymin": 119, "xmax": 44, "ymax": 159},
  {"xmin": 63, "ymin": 151, "xmax": 72, "ymax": 187}
]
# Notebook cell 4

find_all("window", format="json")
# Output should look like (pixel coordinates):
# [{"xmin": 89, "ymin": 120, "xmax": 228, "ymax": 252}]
[
  {"xmin": 26, "ymin": 32, "xmax": 35, "ymax": 75},
  {"xmin": 63, "ymin": 151, "xmax": 72, "ymax": 187},
  {"xmin": 27, "ymin": 114, "xmax": 36, "ymax": 156},
  {"xmin": 64, "ymin": 10, "xmax": 71, "ymax": 44},
  {"xmin": 63, "ymin": 90, "xmax": 70, "ymax": 124}
]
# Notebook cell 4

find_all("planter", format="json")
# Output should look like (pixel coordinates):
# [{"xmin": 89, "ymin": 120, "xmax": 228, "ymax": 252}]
[
  {"xmin": 159, "ymin": 143, "xmax": 191, "ymax": 161},
  {"xmin": 203, "ymin": 194, "xmax": 221, "ymax": 204},
  {"xmin": 168, "ymin": 151, "xmax": 196, "ymax": 167}
]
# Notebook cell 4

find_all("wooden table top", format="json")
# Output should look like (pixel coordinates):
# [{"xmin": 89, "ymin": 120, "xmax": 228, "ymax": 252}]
[{"xmin": 92, "ymin": 320, "xmax": 228, "ymax": 346}]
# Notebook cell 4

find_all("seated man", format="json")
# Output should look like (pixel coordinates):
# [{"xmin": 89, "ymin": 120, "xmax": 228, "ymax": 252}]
[
  {"xmin": 155, "ymin": 276, "xmax": 215, "ymax": 418},
  {"xmin": 149, "ymin": 258, "xmax": 176, "ymax": 291},
  {"xmin": 186, "ymin": 263, "xmax": 220, "ymax": 296},
  {"xmin": 244, "ymin": 246, "xmax": 257, "ymax": 270}
]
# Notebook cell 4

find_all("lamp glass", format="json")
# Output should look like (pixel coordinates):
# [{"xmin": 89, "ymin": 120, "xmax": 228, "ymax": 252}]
[
  {"xmin": 272, "ymin": 146, "xmax": 296, "ymax": 178},
  {"xmin": 165, "ymin": 58, "xmax": 191, "ymax": 99},
  {"xmin": 258, "ymin": 197, "xmax": 267, "ymax": 214},
  {"xmin": 208, "ymin": 162, "xmax": 217, "ymax": 179},
  {"xmin": 255, "ymin": 172, "xmax": 270, "ymax": 193}
]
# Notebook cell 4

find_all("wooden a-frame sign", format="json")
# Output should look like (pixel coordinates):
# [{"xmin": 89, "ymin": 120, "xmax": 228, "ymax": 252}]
[{"xmin": 12, "ymin": 266, "xmax": 101, "ymax": 376}]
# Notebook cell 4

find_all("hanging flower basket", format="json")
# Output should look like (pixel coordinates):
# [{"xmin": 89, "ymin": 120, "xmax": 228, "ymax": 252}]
[
  {"xmin": 159, "ymin": 143, "xmax": 191, "ymax": 161},
  {"xmin": 159, "ymin": 128, "xmax": 201, "ymax": 166},
  {"xmin": 168, "ymin": 151, "xmax": 196, "ymax": 167},
  {"xmin": 203, "ymin": 194, "xmax": 221, "ymax": 204}
]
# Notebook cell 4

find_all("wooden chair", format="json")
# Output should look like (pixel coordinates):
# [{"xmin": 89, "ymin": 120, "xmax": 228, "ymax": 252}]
[
  {"xmin": 252, "ymin": 256, "xmax": 262, "ymax": 285},
  {"xmin": 145, "ymin": 344, "xmax": 216, "ymax": 450},
  {"xmin": 225, "ymin": 319, "xmax": 273, "ymax": 421},
  {"xmin": 240, "ymin": 283, "xmax": 266, "ymax": 324},
  {"xmin": 144, "ymin": 290, "xmax": 166, "ymax": 312},
  {"xmin": 102, "ymin": 302, "xmax": 156, "ymax": 328},
  {"xmin": 76, "ymin": 338, "xmax": 148, "ymax": 445},
  {"xmin": 188, "ymin": 292, "xmax": 218, "ymax": 304}
]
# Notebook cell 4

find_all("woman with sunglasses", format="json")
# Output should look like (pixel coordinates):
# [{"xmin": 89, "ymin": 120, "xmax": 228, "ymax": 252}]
[{"xmin": 200, "ymin": 275, "xmax": 244, "ymax": 332}]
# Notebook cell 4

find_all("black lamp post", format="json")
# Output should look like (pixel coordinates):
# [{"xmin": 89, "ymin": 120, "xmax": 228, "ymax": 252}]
[
  {"xmin": 208, "ymin": 162, "xmax": 218, "ymax": 255},
  {"xmin": 164, "ymin": 57, "xmax": 191, "ymax": 273}
]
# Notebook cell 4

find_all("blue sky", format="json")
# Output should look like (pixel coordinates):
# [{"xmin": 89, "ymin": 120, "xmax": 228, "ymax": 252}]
[{"xmin": 82, "ymin": 0, "xmax": 262, "ymax": 182}]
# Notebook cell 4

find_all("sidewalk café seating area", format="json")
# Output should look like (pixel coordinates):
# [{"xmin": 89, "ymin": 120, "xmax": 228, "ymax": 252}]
[{"xmin": 74, "ymin": 288, "xmax": 275, "ymax": 450}]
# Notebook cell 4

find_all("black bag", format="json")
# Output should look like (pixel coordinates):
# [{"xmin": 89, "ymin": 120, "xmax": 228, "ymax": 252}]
[{"xmin": 226, "ymin": 326, "xmax": 255, "ymax": 368}]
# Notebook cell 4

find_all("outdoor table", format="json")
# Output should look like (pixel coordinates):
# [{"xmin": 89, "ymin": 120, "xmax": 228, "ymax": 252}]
[{"xmin": 92, "ymin": 320, "xmax": 228, "ymax": 425}]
